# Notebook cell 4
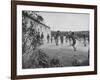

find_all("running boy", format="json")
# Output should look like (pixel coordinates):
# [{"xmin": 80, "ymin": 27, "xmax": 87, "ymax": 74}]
[{"xmin": 70, "ymin": 32, "xmax": 77, "ymax": 51}]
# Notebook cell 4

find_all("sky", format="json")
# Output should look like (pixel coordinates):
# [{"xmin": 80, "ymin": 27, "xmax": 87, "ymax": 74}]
[{"xmin": 37, "ymin": 11, "xmax": 90, "ymax": 31}]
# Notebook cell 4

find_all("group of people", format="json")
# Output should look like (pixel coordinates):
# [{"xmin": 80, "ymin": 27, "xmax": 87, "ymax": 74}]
[
  {"xmin": 36, "ymin": 31, "xmax": 89, "ymax": 51},
  {"xmin": 51, "ymin": 31, "xmax": 88, "ymax": 51},
  {"xmin": 36, "ymin": 32, "xmax": 51, "ymax": 45},
  {"xmin": 53, "ymin": 31, "xmax": 77, "ymax": 51},
  {"xmin": 44, "ymin": 31, "xmax": 78, "ymax": 51},
  {"xmin": 36, "ymin": 32, "xmax": 44, "ymax": 45}
]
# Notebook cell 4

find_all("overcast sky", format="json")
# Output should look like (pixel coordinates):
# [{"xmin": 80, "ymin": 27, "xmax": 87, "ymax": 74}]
[{"xmin": 37, "ymin": 11, "xmax": 89, "ymax": 31}]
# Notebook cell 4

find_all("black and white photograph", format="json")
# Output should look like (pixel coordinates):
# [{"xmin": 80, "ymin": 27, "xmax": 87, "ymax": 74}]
[
  {"xmin": 11, "ymin": 1, "xmax": 97, "ymax": 79},
  {"xmin": 22, "ymin": 10, "xmax": 90, "ymax": 69}
]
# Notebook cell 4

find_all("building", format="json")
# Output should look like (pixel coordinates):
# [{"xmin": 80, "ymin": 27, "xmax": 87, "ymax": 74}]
[{"xmin": 22, "ymin": 11, "xmax": 51, "ymax": 43}]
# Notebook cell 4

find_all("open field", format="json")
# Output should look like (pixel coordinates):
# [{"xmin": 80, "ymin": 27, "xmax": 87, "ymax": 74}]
[{"xmin": 38, "ymin": 39, "xmax": 89, "ymax": 67}]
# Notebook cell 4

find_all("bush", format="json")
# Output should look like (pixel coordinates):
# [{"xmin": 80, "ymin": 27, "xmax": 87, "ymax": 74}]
[{"xmin": 22, "ymin": 49, "xmax": 63, "ymax": 69}]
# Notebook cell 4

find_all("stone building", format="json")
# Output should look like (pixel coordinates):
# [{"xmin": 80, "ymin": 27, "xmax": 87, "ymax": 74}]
[{"xmin": 22, "ymin": 11, "xmax": 51, "ymax": 43}]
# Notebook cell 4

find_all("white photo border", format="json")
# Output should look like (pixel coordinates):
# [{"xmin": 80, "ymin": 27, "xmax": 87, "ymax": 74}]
[{"xmin": 17, "ymin": 5, "xmax": 94, "ymax": 75}]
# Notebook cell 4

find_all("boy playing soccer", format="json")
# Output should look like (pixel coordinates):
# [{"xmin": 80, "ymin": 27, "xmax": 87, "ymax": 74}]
[{"xmin": 70, "ymin": 32, "xmax": 77, "ymax": 51}]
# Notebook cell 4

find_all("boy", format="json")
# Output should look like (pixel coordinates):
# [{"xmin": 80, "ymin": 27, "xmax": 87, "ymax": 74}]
[{"xmin": 70, "ymin": 32, "xmax": 77, "ymax": 51}]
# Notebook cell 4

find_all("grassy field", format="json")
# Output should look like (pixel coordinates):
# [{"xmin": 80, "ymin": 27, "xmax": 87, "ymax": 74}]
[
  {"xmin": 39, "ymin": 40, "xmax": 89, "ymax": 67},
  {"xmin": 22, "ymin": 40, "xmax": 89, "ymax": 69}
]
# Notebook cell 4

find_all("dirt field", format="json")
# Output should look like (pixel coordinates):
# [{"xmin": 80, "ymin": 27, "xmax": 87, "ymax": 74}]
[{"xmin": 38, "ymin": 39, "xmax": 89, "ymax": 67}]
